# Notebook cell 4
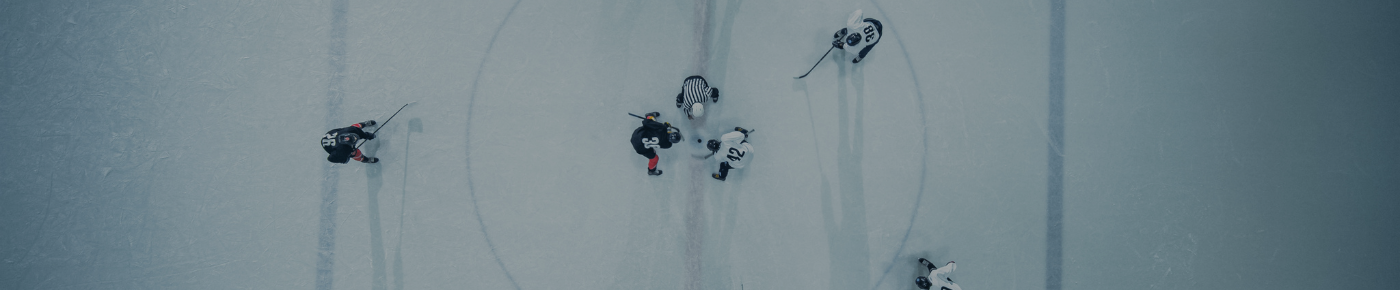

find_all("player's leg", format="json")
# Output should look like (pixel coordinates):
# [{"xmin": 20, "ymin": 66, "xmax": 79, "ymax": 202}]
[
  {"xmin": 645, "ymin": 150, "xmax": 662, "ymax": 176},
  {"xmin": 712, "ymin": 162, "xmax": 731, "ymax": 180},
  {"xmin": 352, "ymin": 149, "xmax": 378, "ymax": 163},
  {"xmin": 919, "ymin": 258, "xmax": 936, "ymax": 271},
  {"xmin": 353, "ymin": 120, "xmax": 377, "ymax": 128},
  {"xmin": 854, "ymin": 44, "xmax": 875, "ymax": 63}
]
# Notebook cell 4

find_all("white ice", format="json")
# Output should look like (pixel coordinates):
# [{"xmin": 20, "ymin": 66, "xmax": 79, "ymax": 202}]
[{"xmin": 2, "ymin": 0, "xmax": 1398, "ymax": 290}]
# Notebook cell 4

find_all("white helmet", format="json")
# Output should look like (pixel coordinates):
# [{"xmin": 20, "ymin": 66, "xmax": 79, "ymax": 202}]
[{"xmin": 691, "ymin": 103, "xmax": 705, "ymax": 118}]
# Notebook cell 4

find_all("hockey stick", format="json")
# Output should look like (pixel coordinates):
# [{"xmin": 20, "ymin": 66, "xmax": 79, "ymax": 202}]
[
  {"xmin": 700, "ymin": 128, "xmax": 755, "ymax": 159},
  {"xmin": 794, "ymin": 46, "xmax": 835, "ymax": 79},
  {"xmin": 355, "ymin": 102, "xmax": 414, "ymax": 149},
  {"xmin": 628, "ymin": 113, "xmax": 646, "ymax": 119}
]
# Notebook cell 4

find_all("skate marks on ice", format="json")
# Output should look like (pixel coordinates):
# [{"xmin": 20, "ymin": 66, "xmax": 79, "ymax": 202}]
[
  {"xmin": 865, "ymin": 2, "xmax": 935, "ymax": 289},
  {"xmin": 702, "ymin": 0, "xmax": 744, "ymax": 91},
  {"xmin": 318, "ymin": 0, "xmax": 350, "ymax": 289},
  {"xmin": 462, "ymin": 0, "xmax": 525, "ymax": 290},
  {"xmin": 363, "ymin": 138, "xmax": 389, "ymax": 290},
  {"xmin": 684, "ymin": 158, "xmax": 706, "ymax": 290},
  {"xmin": 1046, "ymin": 0, "xmax": 1066, "ymax": 289},
  {"xmin": 823, "ymin": 58, "xmax": 873, "ymax": 290},
  {"xmin": 685, "ymin": 1, "xmax": 714, "ymax": 290},
  {"xmin": 391, "ymin": 118, "xmax": 422, "ymax": 290}
]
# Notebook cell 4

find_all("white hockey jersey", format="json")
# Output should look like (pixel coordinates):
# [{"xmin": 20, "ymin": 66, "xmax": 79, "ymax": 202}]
[
  {"xmin": 714, "ymin": 131, "xmax": 752, "ymax": 169},
  {"xmin": 926, "ymin": 262, "xmax": 962, "ymax": 290},
  {"xmin": 834, "ymin": 9, "xmax": 882, "ymax": 63}
]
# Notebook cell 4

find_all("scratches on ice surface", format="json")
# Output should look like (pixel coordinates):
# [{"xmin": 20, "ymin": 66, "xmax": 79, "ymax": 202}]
[
  {"xmin": 867, "ymin": 1, "xmax": 934, "ymax": 289},
  {"xmin": 463, "ymin": 1, "xmax": 524, "ymax": 290}
]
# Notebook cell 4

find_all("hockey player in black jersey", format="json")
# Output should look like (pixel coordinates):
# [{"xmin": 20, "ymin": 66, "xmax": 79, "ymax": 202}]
[
  {"xmin": 676, "ymin": 75, "xmax": 718, "ymax": 120},
  {"xmin": 831, "ymin": 9, "xmax": 882, "ymax": 63},
  {"xmin": 630, "ymin": 112, "xmax": 675, "ymax": 176},
  {"xmin": 321, "ymin": 120, "xmax": 379, "ymax": 164}
]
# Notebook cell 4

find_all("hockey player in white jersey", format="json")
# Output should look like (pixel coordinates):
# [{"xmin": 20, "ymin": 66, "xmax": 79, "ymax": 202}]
[
  {"xmin": 676, "ymin": 75, "xmax": 719, "ymax": 120},
  {"xmin": 706, "ymin": 127, "xmax": 752, "ymax": 181},
  {"xmin": 915, "ymin": 258, "xmax": 962, "ymax": 290},
  {"xmin": 831, "ymin": 9, "xmax": 883, "ymax": 63}
]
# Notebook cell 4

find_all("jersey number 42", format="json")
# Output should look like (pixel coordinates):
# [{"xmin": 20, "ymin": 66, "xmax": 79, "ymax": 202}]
[{"xmin": 726, "ymin": 147, "xmax": 746, "ymax": 162}]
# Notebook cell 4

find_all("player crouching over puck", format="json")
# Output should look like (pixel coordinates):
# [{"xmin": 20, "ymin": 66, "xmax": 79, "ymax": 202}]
[
  {"xmin": 322, "ymin": 120, "xmax": 379, "ymax": 164},
  {"xmin": 915, "ymin": 258, "xmax": 961, "ymax": 290},
  {"xmin": 707, "ymin": 127, "xmax": 753, "ymax": 181},
  {"xmin": 631, "ymin": 112, "xmax": 679, "ymax": 176},
  {"xmin": 676, "ymin": 75, "xmax": 718, "ymax": 120}
]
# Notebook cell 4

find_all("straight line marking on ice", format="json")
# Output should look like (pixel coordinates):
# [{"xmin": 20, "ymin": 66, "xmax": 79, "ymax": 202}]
[{"xmin": 1046, "ymin": 0, "xmax": 1066, "ymax": 289}]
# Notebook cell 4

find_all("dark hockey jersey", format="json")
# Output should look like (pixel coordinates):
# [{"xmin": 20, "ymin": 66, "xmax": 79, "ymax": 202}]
[
  {"xmin": 631, "ymin": 118, "xmax": 673, "ymax": 155},
  {"xmin": 321, "ymin": 126, "xmax": 373, "ymax": 163}
]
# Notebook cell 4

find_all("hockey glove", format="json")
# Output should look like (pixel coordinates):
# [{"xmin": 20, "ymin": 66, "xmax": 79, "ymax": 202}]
[
  {"xmin": 363, "ymin": 132, "xmax": 376, "ymax": 140},
  {"xmin": 832, "ymin": 28, "xmax": 848, "ymax": 48}
]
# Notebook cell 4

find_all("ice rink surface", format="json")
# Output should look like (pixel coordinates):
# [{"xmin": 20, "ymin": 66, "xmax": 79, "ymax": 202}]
[{"xmin": 2, "ymin": 0, "xmax": 1398, "ymax": 289}]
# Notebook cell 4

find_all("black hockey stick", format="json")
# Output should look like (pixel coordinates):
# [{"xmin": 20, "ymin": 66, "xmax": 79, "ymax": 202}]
[
  {"xmin": 700, "ymin": 128, "xmax": 756, "ymax": 159},
  {"xmin": 628, "ymin": 113, "xmax": 646, "ymax": 119},
  {"xmin": 355, "ymin": 102, "xmax": 414, "ymax": 149},
  {"xmin": 794, "ymin": 46, "xmax": 835, "ymax": 79}
]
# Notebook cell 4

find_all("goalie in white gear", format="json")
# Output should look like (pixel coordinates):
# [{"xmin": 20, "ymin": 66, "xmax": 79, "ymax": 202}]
[
  {"xmin": 831, "ymin": 9, "xmax": 883, "ymax": 63},
  {"xmin": 706, "ymin": 127, "xmax": 753, "ymax": 181},
  {"xmin": 676, "ymin": 75, "xmax": 718, "ymax": 119},
  {"xmin": 915, "ymin": 258, "xmax": 962, "ymax": 290}
]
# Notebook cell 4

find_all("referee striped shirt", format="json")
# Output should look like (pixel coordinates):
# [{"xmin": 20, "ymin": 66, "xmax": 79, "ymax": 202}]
[{"xmin": 676, "ymin": 75, "xmax": 713, "ymax": 116}]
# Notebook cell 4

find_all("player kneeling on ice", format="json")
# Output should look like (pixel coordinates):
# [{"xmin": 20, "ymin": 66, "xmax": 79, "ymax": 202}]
[
  {"xmin": 706, "ymin": 127, "xmax": 753, "ymax": 181},
  {"xmin": 676, "ymin": 75, "xmax": 719, "ymax": 120},
  {"xmin": 321, "ymin": 120, "xmax": 379, "ymax": 164},
  {"xmin": 831, "ymin": 9, "xmax": 882, "ymax": 63},
  {"xmin": 631, "ymin": 112, "xmax": 681, "ymax": 176},
  {"xmin": 915, "ymin": 258, "xmax": 961, "ymax": 290}
]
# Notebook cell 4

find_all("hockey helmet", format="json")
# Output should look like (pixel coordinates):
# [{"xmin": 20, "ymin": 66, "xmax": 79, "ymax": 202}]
[
  {"xmin": 667, "ymin": 127, "xmax": 684, "ymax": 144},
  {"xmin": 915, "ymin": 276, "xmax": 932, "ymax": 290},
  {"xmin": 706, "ymin": 139, "xmax": 721, "ymax": 153},
  {"xmin": 690, "ymin": 103, "xmax": 705, "ymax": 118}
]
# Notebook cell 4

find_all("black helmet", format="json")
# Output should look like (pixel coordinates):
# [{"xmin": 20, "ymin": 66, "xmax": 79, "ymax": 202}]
[
  {"xmin": 706, "ymin": 139, "xmax": 721, "ymax": 152},
  {"xmin": 666, "ymin": 127, "xmax": 683, "ymax": 144},
  {"xmin": 915, "ymin": 276, "xmax": 932, "ymax": 290}
]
